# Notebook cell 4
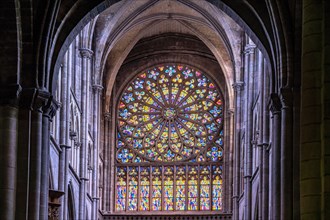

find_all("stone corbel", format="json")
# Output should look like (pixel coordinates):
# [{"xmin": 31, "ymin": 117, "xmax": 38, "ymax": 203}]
[
  {"xmin": 280, "ymin": 87, "xmax": 293, "ymax": 109},
  {"xmin": 74, "ymin": 141, "xmax": 82, "ymax": 148},
  {"xmin": 92, "ymin": 84, "xmax": 104, "ymax": 94},
  {"xmin": 19, "ymin": 88, "xmax": 51, "ymax": 113},
  {"xmin": 104, "ymin": 112, "xmax": 111, "ymax": 121},
  {"xmin": 232, "ymin": 81, "xmax": 245, "ymax": 92},
  {"xmin": 48, "ymin": 190, "xmax": 64, "ymax": 220},
  {"xmin": 268, "ymin": 93, "xmax": 282, "ymax": 116},
  {"xmin": 244, "ymin": 44, "xmax": 256, "ymax": 54},
  {"xmin": 79, "ymin": 48, "xmax": 94, "ymax": 59},
  {"xmin": 43, "ymin": 97, "xmax": 60, "ymax": 121},
  {"xmin": 69, "ymin": 130, "xmax": 77, "ymax": 140}
]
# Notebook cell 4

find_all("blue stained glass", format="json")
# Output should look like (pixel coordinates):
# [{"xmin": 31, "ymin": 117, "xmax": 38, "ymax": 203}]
[{"xmin": 116, "ymin": 65, "xmax": 224, "ymax": 212}]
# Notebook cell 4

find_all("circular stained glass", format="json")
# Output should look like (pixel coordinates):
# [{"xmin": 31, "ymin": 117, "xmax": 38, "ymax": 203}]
[{"xmin": 117, "ymin": 64, "xmax": 224, "ymax": 163}]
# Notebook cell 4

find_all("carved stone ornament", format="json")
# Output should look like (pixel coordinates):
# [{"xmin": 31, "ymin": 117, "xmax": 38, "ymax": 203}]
[
  {"xmin": 43, "ymin": 97, "xmax": 60, "ymax": 121},
  {"xmin": 232, "ymin": 81, "xmax": 244, "ymax": 92},
  {"xmin": 104, "ymin": 112, "xmax": 111, "ymax": 121},
  {"xmin": 244, "ymin": 44, "xmax": 256, "ymax": 54},
  {"xmin": 280, "ymin": 87, "xmax": 293, "ymax": 109},
  {"xmin": 19, "ymin": 88, "xmax": 51, "ymax": 112},
  {"xmin": 48, "ymin": 190, "xmax": 64, "ymax": 220},
  {"xmin": 268, "ymin": 93, "xmax": 282, "ymax": 115},
  {"xmin": 92, "ymin": 84, "xmax": 104, "ymax": 93},
  {"xmin": 79, "ymin": 48, "xmax": 94, "ymax": 59}
]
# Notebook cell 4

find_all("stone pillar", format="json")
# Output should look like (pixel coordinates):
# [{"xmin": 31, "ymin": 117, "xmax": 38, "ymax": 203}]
[
  {"xmin": 243, "ymin": 43, "xmax": 255, "ymax": 220},
  {"xmin": 92, "ymin": 84, "xmax": 103, "ymax": 220},
  {"xmin": 232, "ymin": 81, "xmax": 244, "ymax": 220},
  {"xmin": 103, "ymin": 112, "xmax": 111, "ymax": 212},
  {"xmin": 28, "ymin": 90, "xmax": 51, "ymax": 220},
  {"xmin": 58, "ymin": 56, "xmax": 68, "ymax": 220},
  {"xmin": 280, "ymin": 88, "xmax": 293, "ymax": 220},
  {"xmin": 261, "ymin": 63, "xmax": 270, "ymax": 220},
  {"xmin": 12, "ymin": 88, "xmax": 50, "ymax": 219},
  {"xmin": 255, "ymin": 50, "xmax": 265, "ymax": 220},
  {"xmin": 79, "ymin": 48, "xmax": 93, "ymax": 219},
  {"xmin": 40, "ymin": 98, "xmax": 60, "ymax": 220},
  {"xmin": 301, "ymin": 1, "xmax": 330, "ymax": 219},
  {"xmin": 0, "ymin": 85, "xmax": 21, "ymax": 220},
  {"xmin": 225, "ymin": 108, "xmax": 234, "ymax": 212},
  {"xmin": 269, "ymin": 94, "xmax": 281, "ymax": 220}
]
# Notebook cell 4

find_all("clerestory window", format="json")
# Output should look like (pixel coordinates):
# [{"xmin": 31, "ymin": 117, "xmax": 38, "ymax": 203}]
[{"xmin": 115, "ymin": 64, "xmax": 224, "ymax": 212}]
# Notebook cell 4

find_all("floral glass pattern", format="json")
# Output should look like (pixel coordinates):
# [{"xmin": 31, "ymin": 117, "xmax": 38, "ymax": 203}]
[{"xmin": 115, "ymin": 65, "xmax": 224, "ymax": 212}]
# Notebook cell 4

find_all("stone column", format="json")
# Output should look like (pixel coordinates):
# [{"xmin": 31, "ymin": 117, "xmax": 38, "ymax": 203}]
[
  {"xmin": 256, "ymin": 50, "xmax": 264, "ymax": 220},
  {"xmin": 269, "ymin": 94, "xmax": 281, "ymax": 220},
  {"xmin": 0, "ymin": 85, "xmax": 20, "ymax": 220},
  {"xmin": 232, "ymin": 81, "xmax": 244, "ymax": 220},
  {"xmin": 103, "ymin": 112, "xmax": 111, "ymax": 212},
  {"xmin": 15, "ymin": 88, "xmax": 50, "ymax": 219},
  {"xmin": 79, "ymin": 48, "xmax": 93, "ymax": 219},
  {"xmin": 40, "ymin": 98, "xmax": 60, "ymax": 220},
  {"xmin": 58, "ymin": 56, "xmax": 68, "ymax": 220},
  {"xmin": 243, "ymin": 43, "xmax": 255, "ymax": 220},
  {"xmin": 225, "ymin": 108, "xmax": 234, "ymax": 212},
  {"xmin": 301, "ymin": 1, "xmax": 330, "ymax": 219},
  {"xmin": 28, "ymin": 90, "xmax": 51, "ymax": 220},
  {"xmin": 92, "ymin": 84, "xmax": 103, "ymax": 220},
  {"xmin": 280, "ymin": 88, "xmax": 293, "ymax": 220},
  {"xmin": 261, "ymin": 63, "xmax": 270, "ymax": 220}
]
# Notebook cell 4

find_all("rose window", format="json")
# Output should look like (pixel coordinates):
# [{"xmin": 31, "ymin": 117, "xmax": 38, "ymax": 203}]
[{"xmin": 115, "ymin": 64, "xmax": 224, "ymax": 212}]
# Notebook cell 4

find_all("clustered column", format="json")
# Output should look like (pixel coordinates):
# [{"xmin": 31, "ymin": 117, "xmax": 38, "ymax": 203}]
[
  {"xmin": 79, "ymin": 48, "xmax": 93, "ymax": 219},
  {"xmin": 269, "ymin": 94, "xmax": 281, "ymax": 220},
  {"xmin": 243, "ymin": 43, "xmax": 256, "ymax": 220},
  {"xmin": 232, "ymin": 81, "xmax": 244, "ymax": 219},
  {"xmin": 92, "ymin": 84, "xmax": 103, "ymax": 220}
]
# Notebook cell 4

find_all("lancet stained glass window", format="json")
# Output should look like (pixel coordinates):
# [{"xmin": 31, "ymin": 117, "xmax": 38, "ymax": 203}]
[{"xmin": 115, "ymin": 64, "xmax": 224, "ymax": 212}]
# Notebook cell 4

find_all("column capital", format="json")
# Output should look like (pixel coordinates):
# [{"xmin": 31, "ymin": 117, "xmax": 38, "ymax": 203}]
[
  {"xmin": 79, "ymin": 48, "xmax": 93, "ymax": 59},
  {"xmin": 232, "ymin": 81, "xmax": 245, "ymax": 91},
  {"xmin": 227, "ymin": 108, "xmax": 235, "ymax": 115},
  {"xmin": 0, "ymin": 84, "xmax": 22, "ymax": 106},
  {"xmin": 92, "ymin": 84, "xmax": 104, "ymax": 93},
  {"xmin": 268, "ymin": 93, "xmax": 282, "ymax": 115},
  {"xmin": 244, "ymin": 44, "xmax": 256, "ymax": 54},
  {"xmin": 280, "ymin": 87, "xmax": 293, "ymax": 109},
  {"xmin": 43, "ymin": 97, "xmax": 60, "ymax": 121},
  {"xmin": 74, "ymin": 141, "xmax": 81, "ymax": 147},
  {"xmin": 104, "ymin": 112, "xmax": 111, "ymax": 121},
  {"xmin": 19, "ymin": 88, "xmax": 51, "ymax": 113}
]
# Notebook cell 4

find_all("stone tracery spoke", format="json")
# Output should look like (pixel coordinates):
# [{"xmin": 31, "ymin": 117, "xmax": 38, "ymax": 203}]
[
  {"xmin": 117, "ymin": 64, "xmax": 223, "ymax": 163},
  {"xmin": 116, "ymin": 64, "xmax": 224, "ymax": 212}
]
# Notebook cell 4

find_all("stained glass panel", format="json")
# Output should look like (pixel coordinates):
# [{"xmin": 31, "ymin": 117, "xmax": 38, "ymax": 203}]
[
  {"xmin": 188, "ymin": 166, "xmax": 198, "ymax": 210},
  {"xmin": 175, "ymin": 166, "xmax": 186, "ymax": 210},
  {"xmin": 200, "ymin": 166, "xmax": 211, "ymax": 210},
  {"xmin": 116, "ymin": 167, "xmax": 127, "ymax": 211},
  {"xmin": 212, "ymin": 165, "xmax": 223, "ymax": 211},
  {"xmin": 140, "ymin": 167, "xmax": 150, "ymax": 211},
  {"xmin": 152, "ymin": 167, "xmax": 162, "ymax": 211},
  {"xmin": 128, "ymin": 167, "xmax": 138, "ymax": 211},
  {"xmin": 117, "ymin": 65, "xmax": 223, "ymax": 163},
  {"xmin": 115, "ymin": 64, "xmax": 224, "ymax": 213}
]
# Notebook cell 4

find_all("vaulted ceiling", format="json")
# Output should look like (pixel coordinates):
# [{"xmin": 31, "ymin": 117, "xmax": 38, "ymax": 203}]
[{"xmin": 89, "ymin": 0, "xmax": 244, "ymax": 110}]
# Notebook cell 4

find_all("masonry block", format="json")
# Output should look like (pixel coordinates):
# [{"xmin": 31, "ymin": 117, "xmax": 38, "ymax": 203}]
[
  {"xmin": 301, "ymin": 123, "xmax": 321, "ymax": 143},
  {"xmin": 301, "ymin": 159, "xmax": 321, "ymax": 180},
  {"xmin": 301, "ymin": 142, "xmax": 321, "ymax": 161}
]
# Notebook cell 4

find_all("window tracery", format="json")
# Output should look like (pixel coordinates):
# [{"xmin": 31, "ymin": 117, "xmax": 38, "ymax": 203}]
[{"xmin": 115, "ymin": 64, "xmax": 224, "ymax": 212}]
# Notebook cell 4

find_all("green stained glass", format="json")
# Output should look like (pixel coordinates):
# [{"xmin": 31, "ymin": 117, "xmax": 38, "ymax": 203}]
[
  {"xmin": 117, "ymin": 65, "xmax": 223, "ymax": 163},
  {"xmin": 115, "ymin": 64, "xmax": 224, "ymax": 213}
]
